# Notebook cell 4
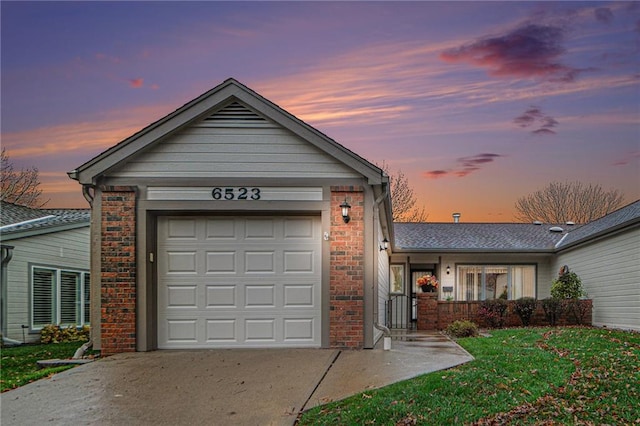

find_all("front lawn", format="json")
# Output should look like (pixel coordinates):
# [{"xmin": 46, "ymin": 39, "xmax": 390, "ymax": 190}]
[
  {"xmin": 1, "ymin": 342, "xmax": 95, "ymax": 392},
  {"xmin": 298, "ymin": 327, "xmax": 640, "ymax": 425}
]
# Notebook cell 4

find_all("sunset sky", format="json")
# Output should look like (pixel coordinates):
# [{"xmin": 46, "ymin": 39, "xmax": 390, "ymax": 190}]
[{"xmin": 2, "ymin": 1, "xmax": 639, "ymax": 222}]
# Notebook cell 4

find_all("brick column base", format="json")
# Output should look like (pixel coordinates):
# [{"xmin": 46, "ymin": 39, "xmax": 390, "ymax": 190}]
[
  {"xmin": 417, "ymin": 293, "xmax": 438, "ymax": 331},
  {"xmin": 100, "ymin": 186, "xmax": 137, "ymax": 355}
]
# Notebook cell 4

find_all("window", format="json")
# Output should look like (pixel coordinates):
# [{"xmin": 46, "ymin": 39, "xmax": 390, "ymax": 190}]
[
  {"xmin": 456, "ymin": 265, "xmax": 535, "ymax": 301},
  {"xmin": 31, "ymin": 266, "xmax": 90, "ymax": 329},
  {"xmin": 389, "ymin": 265, "xmax": 405, "ymax": 294}
]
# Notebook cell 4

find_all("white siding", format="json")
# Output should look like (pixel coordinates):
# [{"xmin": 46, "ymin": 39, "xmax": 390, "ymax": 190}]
[
  {"xmin": 376, "ymin": 221, "xmax": 389, "ymax": 342},
  {"xmin": 554, "ymin": 227, "xmax": 640, "ymax": 331},
  {"xmin": 112, "ymin": 125, "xmax": 361, "ymax": 180},
  {"xmin": 5, "ymin": 227, "xmax": 90, "ymax": 342}
]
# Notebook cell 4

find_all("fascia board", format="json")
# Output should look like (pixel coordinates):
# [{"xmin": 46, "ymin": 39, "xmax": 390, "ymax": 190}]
[
  {"xmin": 391, "ymin": 248, "xmax": 557, "ymax": 254},
  {"xmin": 0, "ymin": 222, "xmax": 89, "ymax": 242},
  {"xmin": 72, "ymin": 81, "xmax": 242, "ymax": 185},
  {"xmin": 227, "ymin": 89, "xmax": 386, "ymax": 185},
  {"xmin": 556, "ymin": 219, "xmax": 640, "ymax": 252}
]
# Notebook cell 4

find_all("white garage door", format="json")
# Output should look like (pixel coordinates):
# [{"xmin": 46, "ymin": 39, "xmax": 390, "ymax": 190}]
[{"xmin": 157, "ymin": 216, "xmax": 322, "ymax": 349}]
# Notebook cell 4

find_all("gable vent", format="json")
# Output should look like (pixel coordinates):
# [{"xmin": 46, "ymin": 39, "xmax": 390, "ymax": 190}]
[{"xmin": 200, "ymin": 101, "xmax": 276, "ymax": 128}]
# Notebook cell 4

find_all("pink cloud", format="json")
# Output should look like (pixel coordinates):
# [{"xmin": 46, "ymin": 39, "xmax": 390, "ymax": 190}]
[
  {"xmin": 423, "ymin": 170, "xmax": 450, "ymax": 179},
  {"xmin": 440, "ymin": 23, "xmax": 585, "ymax": 82},
  {"xmin": 513, "ymin": 105, "xmax": 559, "ymax": 135},
  {"xmin": 129, "ymin": 78, "xmax": 144, "ymax": 88},
  {"xmin": 423, "ymin": 153, "xmax": 504, "ymax": 179}
]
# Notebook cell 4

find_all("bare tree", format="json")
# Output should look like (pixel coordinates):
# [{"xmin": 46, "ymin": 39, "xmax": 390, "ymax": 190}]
[
  {"xmin": 514, "ymin": 181, "xmax": 625, "ymax": 224},
  {"xmin": 379, "ymin": 162, "xmax": 428, "ymax": 222},
  {"xmin": 1, "ymin": 148, "xmax": 48, "ymax": 207}
]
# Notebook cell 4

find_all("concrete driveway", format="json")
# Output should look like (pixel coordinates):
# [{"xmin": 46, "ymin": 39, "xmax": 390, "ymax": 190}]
[{"xmin": 1, "ymin": 332, "xmax": 473, "ymax": 426}]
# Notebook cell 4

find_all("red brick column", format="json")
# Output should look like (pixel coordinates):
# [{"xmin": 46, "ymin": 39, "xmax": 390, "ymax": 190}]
[
  {"xmin": 100, "ymin": 186, "xmax": 137, "ymax": 355},
  {"xmin": 417, "ymin": 293, "xmax": 438, "ymax": 331},
  {"xmin": 329, "ymin": 186, "xmax": 364, "ymax": 349}
]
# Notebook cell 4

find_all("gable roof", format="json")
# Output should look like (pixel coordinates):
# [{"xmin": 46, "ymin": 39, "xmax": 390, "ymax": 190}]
[
  {"xmin": 555, "ymin": 199, "xmax": 640, "ymax": 250},
  {"xmin": 0, "ymin": 201, "xmax": 90, "ymax": 241},
  {"xmin": 68, "ymin": 78, "xmax": 388, "ymax": 187},
  {"xmin": 393, "ymin": 222, "xmax": 567, "ymax": 252}
]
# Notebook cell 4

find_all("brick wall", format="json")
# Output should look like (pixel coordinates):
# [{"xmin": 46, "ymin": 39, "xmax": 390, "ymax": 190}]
[
  {"xmin": 417, "ymin": 294, "xmax": 593, "ymax": 330},
  {"xmin": 100, "ymin": 186, "xmax": 137, "ymax": 355},
  {"xmin": 329, "ymin": 186, "xmax": 364, "ymax": 349}
]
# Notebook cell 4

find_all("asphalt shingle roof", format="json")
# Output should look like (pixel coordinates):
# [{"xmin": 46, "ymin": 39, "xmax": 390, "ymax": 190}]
[
  {"xmin": 556, "ymin": 200, "xmax": 640, "ymax": 249},
  {"xmin": 394, "ymin": 222, "xmax": 567, "ymax": 251},
  {"xmin": 393, "ymin": 200, "xmax": 640, "ymax": 252},
  {"xmin": 0, "ymin": 201, "xmax": 90, "ymax": 238}
]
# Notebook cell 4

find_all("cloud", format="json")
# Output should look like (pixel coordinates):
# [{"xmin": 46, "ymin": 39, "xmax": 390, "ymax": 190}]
[
  {"xmin": 423, "ymin": 153, "xmax": 504, "ymax": 179},
  {"xmin": 439, "ymin": 23, "xmax": 584, "ymax": 83},
  {"xmin": 612, "ymin": 151, "xmax": 640, "ymax": 166},
  {"xmin": 594, "ymin": 7, "xmax": 614, "ymax": 25},
  {"xmin": 129, "ymin": 78, "xmax": 144, "ymax": 88},
  {"xmin": 513, "ymin": 105, "xmax": 559, "ymax": 135}
]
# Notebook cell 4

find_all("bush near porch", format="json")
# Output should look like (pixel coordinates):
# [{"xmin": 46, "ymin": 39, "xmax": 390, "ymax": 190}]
[{"xmin": 417, "ymin": 293, "xmax": 592, "ymax": 330}]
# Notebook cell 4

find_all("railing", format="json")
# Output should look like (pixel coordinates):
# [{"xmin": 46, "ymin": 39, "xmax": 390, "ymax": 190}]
[{"xmin": 386, "ymin": 294, "xmax": 411, "ymax": 329}]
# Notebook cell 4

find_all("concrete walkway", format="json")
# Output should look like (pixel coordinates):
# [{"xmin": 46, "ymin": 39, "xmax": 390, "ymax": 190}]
[{"xmin": 1, "ymin": 332, "xmax": 473, "ymax": 426}]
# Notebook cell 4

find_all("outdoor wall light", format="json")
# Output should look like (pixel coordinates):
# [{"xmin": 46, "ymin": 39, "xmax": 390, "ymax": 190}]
[
  {"xmin": 340, "ymin": 199, "xmax": 351, "ymax": 223},
  {"xmin": 446, "ymin": 265, "xmax": 451, "ymax": 275},
  {"xmin": 379, "ymin": 238, "xmax": 389, "ymax": 251}
]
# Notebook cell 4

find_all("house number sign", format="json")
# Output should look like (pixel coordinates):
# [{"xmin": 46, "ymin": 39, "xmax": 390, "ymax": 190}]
[{"xmin": 211, "ymin": 187, "xmax": 261, "ymax": 200}]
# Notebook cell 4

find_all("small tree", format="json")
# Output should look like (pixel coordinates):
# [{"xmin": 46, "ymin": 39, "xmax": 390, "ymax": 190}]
[
  {"xmin": 515, "ymin": 181, "xmax": 624, "ymax": 224},
  {"xmin": 0, "ymin": 148, "xmax": 48, "ymax": 207},
  {"xmin": 542, "ymin": 298, "xmax": 564, "ymax": 326},
  {"xmin": 379, "ymin": 161, "xmax": 428, "ymax": 222},
  {"xmin": 478, "ymin": 299, "xmax": 508, "ymax": 328},
  {"xmin": 551, "ymin": 269, "xmax": 584, "ymax": 299}
]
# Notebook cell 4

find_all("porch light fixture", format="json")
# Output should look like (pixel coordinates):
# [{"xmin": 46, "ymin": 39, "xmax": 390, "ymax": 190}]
[
  {"xmin": 446, "ymin": 265, "xmax": 451, "ymax": 275},
  {"xmin": 379, "ymin": 238, "xmax": 389, "ymax": 251},
  {"xmin": 340, "ymin": 199, "xmax": 351, "ymax": 223}
]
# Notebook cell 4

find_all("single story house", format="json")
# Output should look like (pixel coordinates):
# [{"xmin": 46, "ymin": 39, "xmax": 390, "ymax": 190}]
[
  {"xmin": 68, "ymin": 78, "xmax": 639, "ymax": 354},
  {"xmin": 0, "ymin": 201, "xmax": 91, "ymax": 344}
]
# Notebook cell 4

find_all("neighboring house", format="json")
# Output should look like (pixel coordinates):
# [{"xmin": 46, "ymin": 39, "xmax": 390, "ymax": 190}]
[
  {"xmin": 0, "ymin": 201, "xmax": 91, "ymax": 344},
  {"xmin": 553, "ymin": 200, "xmax": 639, "ymax": 331},
  {"xmin": 68, "ymin": 78, "xmax": 639, "ymax": 355}
]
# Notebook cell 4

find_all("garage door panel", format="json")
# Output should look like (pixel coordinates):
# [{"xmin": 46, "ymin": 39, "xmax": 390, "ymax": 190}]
[
  {"xmin": 167, "ymin": 219, "xmax": 198, "ymax": 239},
  {"xmin": 206, "ymin": 319, "xmax": 237, "ymax": 342},
  {"xmin": 245, "ymin": 218, "xmax": 275, "ymax": 239},
  {"xmin": 245, "ymin": 251, "xmax": 275, "ymax": 273},
  {"xmin": 245, "ymin": 285, "xmax": 275, "ymax": 307},
  {"xmin": 205, "ymin": 218, "xmax": 237, "ymax": 239},
  {"xmin": 166, "ymin": 285, "xmax": 198, "ymax": 308},
  {"xmin": 284, "ymin": 251, "xmax": 315, "ymax": 272},
  {"xmin": 206, "ymin": 251, "xmax": 236, "ymax": 273},
  {"xmin": 166, "ymin": 251, "xmax": 198, "ymax": 274},
  {"xmin": 284, "ymin": 285, "xmax": 315, "ymax": 307},
  {"xmin": 206, "ymin": 285, "xmax": 236, "ymax": 308},
  {"xmin": 284, "ymin": 218, "xmax": 315, "ymax": 238},
  {"xmin": 158, "ymin": 215, "xmax": 321, "ymax": 349}
]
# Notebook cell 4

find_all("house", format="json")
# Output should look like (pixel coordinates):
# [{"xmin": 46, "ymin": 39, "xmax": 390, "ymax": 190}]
[
  {"xmin": 68, "ymin": 78, "xmax": 639, "ymax": 355},
  {"xmin": 69, "ymin": 78, "xmax": 393, "ymax": 354},
  {"xmin": 390, "ymin": 202, "xmax": 639, "ymax": 332},
  {"xmin": 0, "ymin": 201, "xmax": 91, "ymax": 344}
]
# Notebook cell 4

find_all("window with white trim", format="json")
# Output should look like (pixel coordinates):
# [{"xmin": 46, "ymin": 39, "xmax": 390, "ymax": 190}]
[
  {"xmin": 31, "ymin": 266, "xmax": 90, "ymax": 329},
  {"xmin": 456, "ymin": 265, "xmax": 535, "ymax": 301}
]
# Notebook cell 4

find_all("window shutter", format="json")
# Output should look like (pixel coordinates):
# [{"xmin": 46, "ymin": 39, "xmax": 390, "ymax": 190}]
[
  {"xmin": 33, "ymin": 268, "xmax": 54, "ymax": 327},
  {"xmin": 60, "ymin": 271, "xmax": 79, "ymax": 325},
  {"xmin": 84, "ymin": 273, "xmax": 91, "ymax": 324}
]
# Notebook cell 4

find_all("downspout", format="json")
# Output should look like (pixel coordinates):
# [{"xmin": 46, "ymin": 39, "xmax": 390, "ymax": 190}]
[
  {"xmin": 373, "ymin": 183, "xmax": 391, "ymax": 349},
  {"xmin": 1, "ymin": 245, "xmax": 15, "ymax": 343}
]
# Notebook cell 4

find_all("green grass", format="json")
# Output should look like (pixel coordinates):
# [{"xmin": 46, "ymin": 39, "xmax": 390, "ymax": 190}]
[
  {"xmin": 1, "ymin": 341, "xmax": 96, "ymax": 392},
  {"xmin": 298, "ymin": 327, "xmax": 640, "ymax": 425}
]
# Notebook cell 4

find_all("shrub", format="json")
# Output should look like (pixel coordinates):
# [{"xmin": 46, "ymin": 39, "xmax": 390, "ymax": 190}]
[
  {"xmin": 565, "ymin": 299, "xmax": 590, "ymax": 325},
  {"xmin": 446, "ymin": 320, "xmax": 479, "ymax": 338},
  {"xmin": 40, "ymin": 325, "xmax": 90, "ymax": 344},
  {"xmin": 513, "ymin": 297, "xmax": 537, "ymax": 326},
  {"xmin": 477, "ymin": 299, "xmax": 508, "ymax": 328},
  {"xmin": 541, "ymin": 298, "xmax": 564, "ymax": 326},
  {"xmin": 551, "ymin": 270, "xmax": 584, "ymax": 299}
]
